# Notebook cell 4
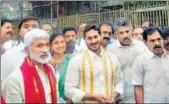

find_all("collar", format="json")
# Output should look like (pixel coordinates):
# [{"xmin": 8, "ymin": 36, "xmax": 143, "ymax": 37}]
[
  {"xmin": 147, "ymin": 50, "xmax": 156, "ymax": 59},
  {"xmin": 147, "ymin": 50, "xmax": 169, "ymax": 59},
  {"xmin": 86, "ymin": 48, "xmax": 105, "ymax": 59}
]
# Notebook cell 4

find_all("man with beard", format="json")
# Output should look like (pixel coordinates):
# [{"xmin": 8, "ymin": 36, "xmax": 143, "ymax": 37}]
[
  {"xmin": 107, "ymin": 18, "xmax": 148, "ymax": 103},
  {"xmin": 1, "ymin": 28, "xmax": 59, "ymax": 103},
  {"xmin": 1, "ymin": 16, "xmax": 40, "ymax": 80},
  {"xmin": 1, "ymin": 19, "xmax": 13, "ymax": 54},
  {"xmin": 63, "ymin": 26, "xmax": 83, "ymax": 54},
  {"xmin": 132, "ymin": 27, "xmax": 169, "ymax": 103},
  {"xmin": 65, "ymin": 25, "xmax": 124, "ymax": 103}
]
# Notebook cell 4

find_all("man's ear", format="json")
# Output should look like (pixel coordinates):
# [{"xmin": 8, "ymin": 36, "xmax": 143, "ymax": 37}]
[{"xmin": 24, "ymin": 47, "xmax": 30, "ymax": 56}]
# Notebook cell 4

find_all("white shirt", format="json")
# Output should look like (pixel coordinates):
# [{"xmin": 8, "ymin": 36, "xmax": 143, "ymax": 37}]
[
  {"xmin": 1, "ymin": 63, "xmax": 59, "ymax": 103},
  {"xmin": 74, "ymin": 37, "xmax": 87, "ymax": 54},
  {"xmin": 132, "ymin": 51, "xmax": 169, "ymax": 103},
  {"xmin": 3, "ymin": 40, "xmax": 17, "ymax": 52},
  {"xmin": 1, "ymin": 42, "xmax": 26, "ymax": 80},
  {"xmin": 65, "ymin": 49, "xmax": 124, "ymax": 103},
  {"xmin": 107, "ymin": 39, "xmax": 149, "ymax": 103}
]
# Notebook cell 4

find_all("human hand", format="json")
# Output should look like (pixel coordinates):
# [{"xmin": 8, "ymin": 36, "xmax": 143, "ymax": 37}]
[
  {"xmin": 105, "ymin": 97, "xmax": 116, "ymax": 103},
  {"xmin": 94, "ymin": 94, "xmax": 108, "ymax": 103},
  {"xmin": 105, "ymin": 92, "xmax": 120, "ymax": 103}
]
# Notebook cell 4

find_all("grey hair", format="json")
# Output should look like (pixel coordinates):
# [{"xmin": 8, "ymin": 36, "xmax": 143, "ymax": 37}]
[
  {"xmin": 113, "ymin": 18, "xmax": 132, "ymax": 32},
  {"xmin": 24, "ymin": 28, "xmax": 49, "ymax": 47}
]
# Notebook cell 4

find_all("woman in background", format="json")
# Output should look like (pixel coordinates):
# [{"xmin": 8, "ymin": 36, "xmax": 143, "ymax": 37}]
[{"xmin": 49, "ymin": 32, "xmax": 72, "ymax": 102}]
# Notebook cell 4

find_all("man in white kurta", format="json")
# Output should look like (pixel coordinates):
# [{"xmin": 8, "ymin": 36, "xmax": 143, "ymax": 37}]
[
  {"xmin": 65, "ymin": 25, "xmax": 123, "ymax": 103},
  {"xmin": 132, "ymin": 26, "xmax": 169, "ymax": 103},
  {"xmin": 75, "ymin": 23, "xmax": 88, "ymax": 53},
  {"xmin": 74, "ymin": 37, "xmax": 87, "ymax": 53},
  {"xmin": 2, "ymin": 64, "xmax": 59, "ymax": 103},
  {"xmin": 2, "ymin": 29, "xmax": 59, "ymax": 103},
  {"xmin": 107, "ymin": 18, "xmax": 148, "ymax": 103},
  {"xmin": 1, "ymin": 17, "xmax": 40, "ymax": 80}
]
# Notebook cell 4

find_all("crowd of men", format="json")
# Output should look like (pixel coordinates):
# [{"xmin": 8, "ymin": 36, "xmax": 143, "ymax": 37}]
[{"xmin": 1, "ymin": 16, "xmax": 169, "ymax": 103}]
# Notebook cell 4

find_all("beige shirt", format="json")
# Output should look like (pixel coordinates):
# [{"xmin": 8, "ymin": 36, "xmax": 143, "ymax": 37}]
[
  {"xmin": 65, "ymin": 49, "xmax": 124, "ymax": 103},
  {"xmin": 107, "ymin": 39, "xmax": 149, "ymax": 103},
  {"xmin": 1, "ymin": 64, "xmax": 59, "ymax": 103},
  {"xmin": 132, "ymin": 51, "xmax": 169, "ymax": 103}
]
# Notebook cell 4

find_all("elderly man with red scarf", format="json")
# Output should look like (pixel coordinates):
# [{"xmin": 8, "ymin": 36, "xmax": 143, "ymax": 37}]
[{"xmin": 1, "ymin": 28, "xmax": 59, "ymax": 103}]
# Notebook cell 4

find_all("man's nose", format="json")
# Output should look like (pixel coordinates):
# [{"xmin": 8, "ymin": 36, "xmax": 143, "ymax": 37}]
[
  {"xmin": 154, "ymin": 40, "xmax": 160, "ymax": 46},
  {"xmin": 104, "ymin": 33, "xmax": 109, "ymax": 37},
  {"xmin": 91, "ymin": 39, "xmax": 97, "ymax": 43},
  {"xmin": 124, "ymin": 33, "xmax": 128, "ymax": 37},
  {"xmin": 42, "ymin": 47, "xmax": 49, "ymax": 53},
  {"xmin": 9, "ymin": 28, "xmax": 12, "ymax": 32}
]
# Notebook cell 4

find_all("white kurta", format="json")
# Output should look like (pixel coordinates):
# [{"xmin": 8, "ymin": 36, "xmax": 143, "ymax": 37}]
[
  {"xmin": 74, "ymin": 37, "xmax": 87, "ymax": 54},
  {"xmin": 1, "ymin": 42, "xmax": 26, "ymax": 80},
  {"xmin": 65, "ymin": 49, "xmax": 124, "ymax": 103},
  {"xmin": 107, "ymin": 39, "xmax": 149, "ymax": 103},
  {"xmin": 3, "ymin": 40, "xmax": 17, "ymax": 52},
  {"xmin": 132, "ymin": 51, "xmax": 169, "ymax": 103},
  {"xmin": 1, "ymin": 63, "xmax": 59, "ymax": 103}
]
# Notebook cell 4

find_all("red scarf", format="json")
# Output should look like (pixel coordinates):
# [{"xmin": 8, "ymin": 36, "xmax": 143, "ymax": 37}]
[
  {"xmin": 20, "ymin": 56, "xmax": 57, "ymax": 103},
  {"xmin": 1, "ymin": 96, "xmax": 5, "ymax": 104}
]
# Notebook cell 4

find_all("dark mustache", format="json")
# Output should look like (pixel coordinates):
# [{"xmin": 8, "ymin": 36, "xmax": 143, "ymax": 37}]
[
  {"xmin": 7, "ymin": 31, "xmax": 13, "ymax": 35},
  {"xmin": 123, "ymin": 37, "xmax": 130, "ymax": 41},
  {"xmin": 91, "ymin": 42, "xmax": 99, "ymax": 45},
  {"xmin": 40, "ymin": 53, "xmax": 49, "ymax": 56},
  {"xmin": 154, "ymin": 45, "xmax": 162, "ymax": 49},
  {"xmin": 103, "ymin": 37, "xmax": 110, "ymax": 41}
]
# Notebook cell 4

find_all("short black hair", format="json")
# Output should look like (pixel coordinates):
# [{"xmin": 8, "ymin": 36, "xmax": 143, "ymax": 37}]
[
  {"xmin": 49, "ymin": 32, "xmax": 63, "ymax": 45},
  {"xmin": 143, "ymin": 26, "xmax": 162, "ymax": 41},
  {"xmin": 158, "ymin": 26, "xmax": 169, "ymax": 40},
  {"xmin": 83, "ymin": 25, "xmax": 100, "ymax": 37},
  {"xmin": 18, "ymin": 16, "xmax": 40, "ymax": 30},
  {"xmin": 113, "ymin": 18, "xmax": 132, "ymax": 32},
  {"xmin": 99, "ymin": 21, "xmax": 114, "ymax": 34},
  {"xmin": 1, "ymin": 18, "xmax": 12, "ymax": 27},
  {"xmin": 62, "ymin": 26, "xmax": 77, "ymax": 35}
]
